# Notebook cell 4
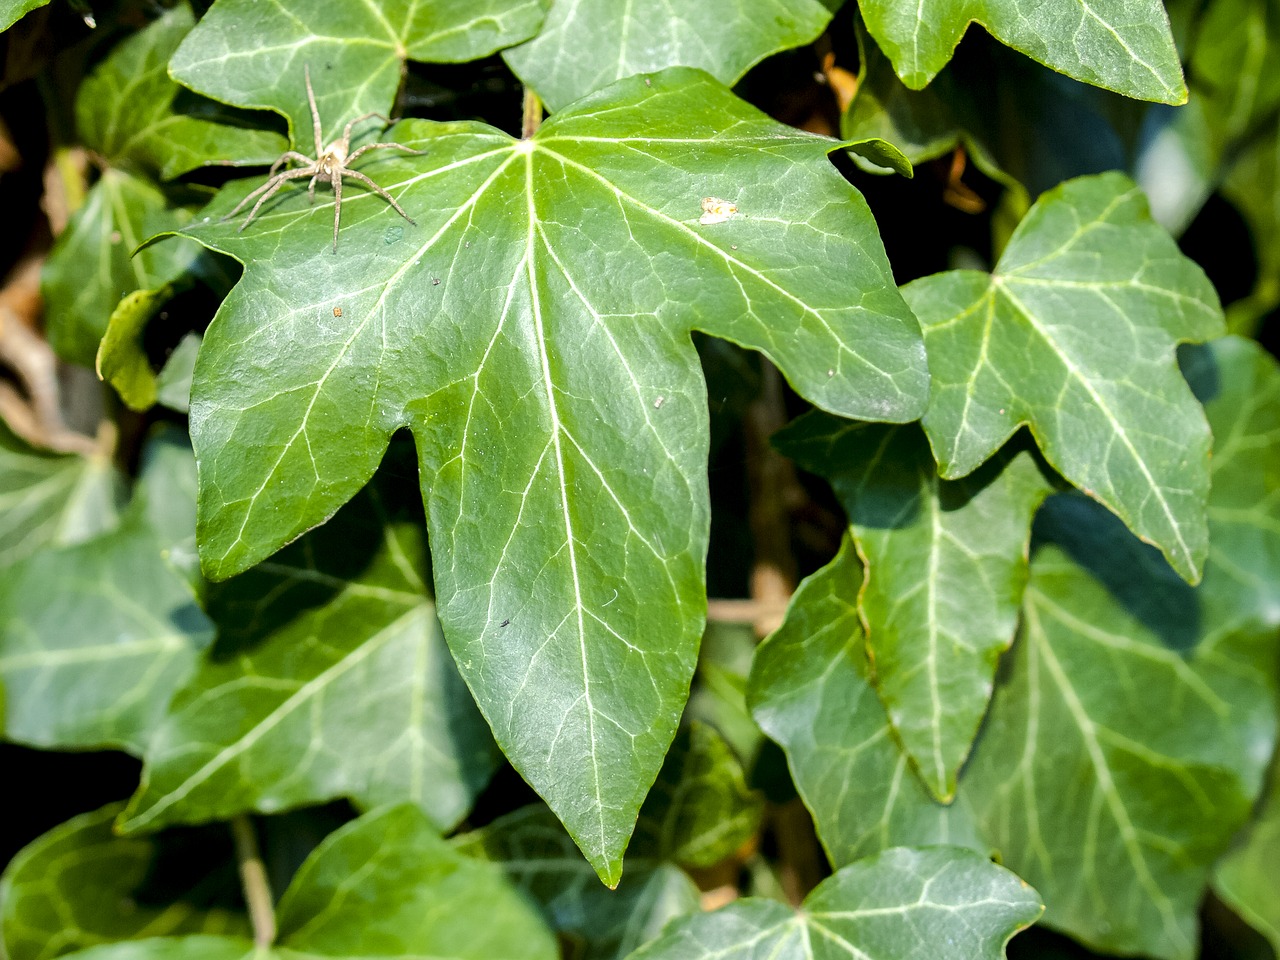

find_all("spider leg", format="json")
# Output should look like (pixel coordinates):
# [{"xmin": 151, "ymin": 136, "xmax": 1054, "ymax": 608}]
[
  {"xmin": 269, "ymin": 151, "xmax": 314, "ymax": 177},
  {"xmin": 345, "ymin": 141, "xmax": 427, "ymax": 164},
  {"xmin": 308, "ymin": 171, "xmax": 322, "ymax": 203},
  {"xmin": 235, "ymin": 167, "xmax": 318, "ymax": 231},
  {"xmin": 330, "ymin": 166, "xmax": 343, "ymax": 253},
  {"xmin": 341, "ymin": 169, "xmax": 417, "ymax": 225},
  {"xmin": 341, "ymin": 112, "xmax": 392, "ymax": 151},
  {"xmin": 305, "ymin": 64, "xmax": 325, "ymax": 157}
]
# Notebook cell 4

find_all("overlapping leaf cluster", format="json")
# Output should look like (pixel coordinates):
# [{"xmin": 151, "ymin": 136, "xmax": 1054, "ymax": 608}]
[{"xmin": 1, "ymin": 1, "xmax": 1278, "ymax": 960}]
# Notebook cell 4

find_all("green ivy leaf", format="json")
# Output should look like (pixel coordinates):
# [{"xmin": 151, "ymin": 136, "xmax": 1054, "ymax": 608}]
[
  {"xmin": 120, "ymin": 481, "xmax": 499, "ymax": 835},
  {"xmin": 857, "ymin": 0, "xmax": 1186, "ymax": 104},
  {"xmin": 1214, "ymin": 761, "xmax": 1280, "ymax": 955},
  {"xmin": 904, "ymin": 172, "xmax": 1222, "ymax": 583},
  {"xmin": 179, "ymin": 67, "xmax": 927, "ymax": 883},
  {"xmin": 0, "ymin": 417, "xmax": 121, "ymax": 569},
  {"xmin": 750, "ymin": 340, "xmax": 1280, "ymax": 960},
  {"xmin": 0, "ymin": 0, "xmax": 48, "ymax": 33},
  {"xmin": 455, "ymin": 805, "xmax": 701, "ymax": 960},
  {"xmin": 626, "ymin": 846, "xmax": 1042, "ymax": 960},
  {"xmin": 0, "ymin": 803, "xmax": 248, "ymax": 960},
  {"xmin": 503, "ymin": 0, "xmax": 835, "ymax": 112},
  {"xmin": 169, "ymin": 0, "xmax": 548, "ymax": 139},
  {"xmin": 749, "ymin": 536, "xmax": 984, "ymax": 866},
  {"xmin": 0, "ymin": 434, "xmax": 211, "ymax": 754},
  {"xmin": 58, "ymin": 806, "xmax": 559, "ymax": 960},
  {"xmin": 776, "ymin": 417, "xmax": 1053, "ymax": 802},
  {"xmin": 76, "ymin": 4, "xmax": 284, "ymax": 180}
]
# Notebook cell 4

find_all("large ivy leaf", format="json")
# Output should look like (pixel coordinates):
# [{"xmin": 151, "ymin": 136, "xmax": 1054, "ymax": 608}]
[
  {"xmin": 776, "ymin": 416, "xmax": 1053, "ymax": 802},
  {"xmin": 751, "ymin": 337, "xmax": 1280, "ymax": 960},
  {"xmin": 455, "ymin": 722, "xmax": 760, "ymax": 958},
  {"xmin": 120, "ymin": 480, "xmax": 499, "ymax": 835},
  {"xmin": 0, "ymin": 434, "xmax": 211, "ymax": 754},
  {"xmin": 904, "ymin": 172, "xmax": 1222, "ymax": 583},
  {"xmin": 170, "ymin": 0, "xmax": 547, "ymax": 139},
  {"xmin": 1214, "ymin": 760, "xmax": 1280, "ymax": 955},
  {"xmin": 0, "ymin": 417, "xmax": 121, "ymax": 569},
  {"xmin": 856, "ymin": 0, "xmax": 1186, "ymax": 104},
  {"xmin": 77, "ymin": 4, "xmax": 284, "ymax": 180},
  {"xmin": 503, "ymin": 0, "xmax": 835, "ymax": 112},
  {"xmin": 177, "ymin": 67, "xmax": 927, "ymax": 883},
  {"xmin": 0, "ymin": 803, "xmax": 247, "ymax": 960},
  {"xmin": 0, "ymin": 0, "xmax": 47, "ymax": 33},
  {"xmin": 57, "ymin": 805, "xmax": 558, "ymax": 960},
  {"xmin": 749, "ymin": 536, "xmax": 984, "ymax": 866},
  {"xmin": 627, "ymin": 845, "xmax": 1042, "ymax": 960}
]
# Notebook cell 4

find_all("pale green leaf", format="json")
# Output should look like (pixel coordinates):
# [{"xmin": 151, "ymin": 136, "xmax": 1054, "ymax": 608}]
[
  {"xmin": 0, "ymin": 436, "xmax": 212, "ymax": 754},
  {"xmin": 119, "ymin": 481, "xmax": 499, "ymax": 834},
  {"xmin": 59, "ymin": 805, "xmax": 558, "ymax": 960},
  {"xmin": 776, "ymin": 417, "xmax": 1053, "ymax": 802},
  {"xmin": 503, "ymin": 0, "xmax": 835, "ymax": 112},
  {"xmin": 626, "ymin": 846, "xmax": 1042, "ymax": 960},
  {"xmin": 0, "ymin": 0, "xmax": 48, "ymax": 33},
  {"xmin": 455, "ymin": 805, "xmax": 701, "ymax": 960},
  {"xmin": 1214, "ymin": 761, "xmax": 1280, "ymax": 955},
  {"xmin": 0, "ymin": 417, "xmax": 121, "ymax": 569},
  {"xmin": 905, "ymin": 172, "xmax": 1222, "ymax": 583},
  {"xmin": 169, "ymin": 0, "xmax": 548, "ymax": 141},
  {"xmin": 749, "ymin": 536, "xmax": 984, "ymax": 866},
  {"xmin": 96, "ymin": 287, "xmax": 175, "ymax": 412},
  {"xmin": 0, "ymin": 803, "xmax": 248, "ymax": 960},
  {"xmin": 41, "ymin": 169, "xmax": 203, "ymax": 367},
  {"xmin": 179, "ymin": 67, "xmax": 927, "ymax": 883},
  {"xmin": 857, "ymin": 0, "xmax": 1186, "ymax": 103},
  {"xmin": 155, "ymin": 334, "xmax": 201, "ymax": 413},
  {"xmin": 76, "ymin": 4, "xmax": 284, "ymax": 179}
]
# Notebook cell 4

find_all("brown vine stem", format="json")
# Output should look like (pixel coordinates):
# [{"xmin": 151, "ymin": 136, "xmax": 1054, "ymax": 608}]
[
  {"xmin": 231, "ymin": 815, "xmax": 276, "ymax": 948},
  {"xmin": 521, "ymin": 87, "xmax": 543, "ymax": 139}
]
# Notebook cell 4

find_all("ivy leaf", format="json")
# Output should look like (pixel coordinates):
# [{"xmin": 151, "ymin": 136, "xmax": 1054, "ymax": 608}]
[
  {"xmin": 752, "ymin": 337, "xmax": 1280, "ymax": 960},
  {"xmin": 1214, "ymin": 761, "xmax": 1280, "ymax": 956},
  {"xmin": 0, "ymin": 417, "xmax": 121, "ymax": 569},
  {"xmin": 56, "ymin": 805, "xmax": 559, "ymax": 960},
  {"xmin": 749, "ymin": 536, "xmax": 984, "ymax": 866},
  {"xmin": 503, "ymin": 0, "xmax": 836, "ymax": 111},
  {"xmin": 776, "ymin": 417, "xmax": 1053, "ymax": 802},
  {"xmin": 119, "ymin": 479, "xmax": 499, "ymax": 835},
  {"xmin": 169, "ymin": 0, "xmax": 548, "ymax": 139},
  {"xmin": 455, "ymin": 805, "xmax": 701, "ymax": 960},
  {"xmin": 178, "ymin": 67, "xmax": 927, "ymax": 883},
  {"xmin": 0, "ymin": 433, "xmax": 211, "ymax": 754},
  {"xmin": 76, "ymin": 4, "xmax": 284, "ymax": 180},
  {"xmin": 904, "ymin": 172, "xmax": 1222, "ymax": 583},
  {"xmin": 0, "ymin": 0, "xmax": 48, "ymax": 33},
  {"xmin": 0, "ymin": 803, "xmax": 248, "ymax": 960},
  {"xmin": 626, "ymin": 846, "xmax": 1042, "ymax": 960},
  {"xmin": 857, "ymin": 0, "xmax": 1186, "ymax": 104}
]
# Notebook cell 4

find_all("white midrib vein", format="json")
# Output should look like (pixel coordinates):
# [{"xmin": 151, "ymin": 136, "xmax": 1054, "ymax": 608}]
[
  {"xmin": 521, "ymin": 145, "xmax": 607, "ymax": 863},
  {"xmin": 994, "ymin": 277, "xmax": 1194, "ymax": 573}
]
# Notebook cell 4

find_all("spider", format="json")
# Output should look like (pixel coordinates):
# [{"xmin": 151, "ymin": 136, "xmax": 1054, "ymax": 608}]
[{"xmin": 223, "ymin": 65, "xmax": 425, "ymax": 252}]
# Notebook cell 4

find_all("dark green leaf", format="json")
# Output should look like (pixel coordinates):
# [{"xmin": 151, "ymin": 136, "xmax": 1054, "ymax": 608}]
[
  {"xmin": 626, "ymin": 845, "xmax": 1042, "ymax": 960},
  {"xmin": 0, "ymin": 0, "xmax": 48, "ymax": 33},
  {"xmin": 1214, "ymin": 761, "xmax": 1280, "ymax": 955},
  {"xmin": 857, "ymin": 0, "xmax": 1186, "ymax": 103},
  {"xmin": 503, "ymin": 0, "xmax": 835, "ymax": 111},
  {"xmin": 904, "ymin": 172, "xmax": 1222, "ymax": 583},
  {"xmin": 0, "ymin": 417, "xmax": 121, "ymax": 569},
  {"xmin": 180, "ymin": 67, "xmax": 927, "ymax": 883},
  {"xmin": 119, "ymin": 484, "xmax": 498, "ymax": 834},
  {"xmin": 169, "ymin": 0, "xmax": 548, "ymax": 137},
  {"xmin": 0, "ymin": 436, "xmax": 212, "ymax": 754},
  {"xmin": 776, "ymin": 416, "xmax": 1053, "ymax": 802},
  {"xmin": 0, "ymin": 803, "xmax": 248, "ymax": 960}
]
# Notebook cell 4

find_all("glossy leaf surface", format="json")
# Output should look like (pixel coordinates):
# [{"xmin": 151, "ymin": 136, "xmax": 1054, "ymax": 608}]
[
  {"xmin": 857, "ymin": 0, "xmax": 1186, "ymax": 103},
  {"xmin": 503, "ymin": 0, "xmax": 835, "ymax": 111},
  {"xmin": 0, "ymin": 804, "xmax": 247, "ymax": 960},
  {"xmin": 170, "ymin": 0, "xmax": 547, "ymax": 138},
  {"xmin": 777, "ymin": 416, "xmax": 1052, "ymax": 801},
  {"xmin": 121, "ymin": 482, "xmax": 498, "ymax": 834},
  {"xmin": 627, "ymin": 846, "xmax": 1042, "ymax": 960},
  {"xmin": 904, "ymin": 172, "xmax": 1222, "ymax": 583},
  {"xmin": 1214, "ymin": 761, "xmax": 1280, "ymax": 955},
  {"xmin": 179, "ymin": 67, "xmax": 926, "ymax": 883}
]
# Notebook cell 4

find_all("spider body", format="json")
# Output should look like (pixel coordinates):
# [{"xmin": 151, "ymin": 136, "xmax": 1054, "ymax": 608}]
[{"xmin": 223, "ymin": 66, "xmax": 425, "ymax": 252}]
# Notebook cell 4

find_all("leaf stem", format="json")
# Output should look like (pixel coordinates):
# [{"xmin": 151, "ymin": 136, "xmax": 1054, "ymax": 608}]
[
  {"xmin": 521, "ymin": 87, "xmax": 543, "ymax": 139},
  {"xmin": 231, "ymin": 815, "xmax": 277, "ymax": 947}
]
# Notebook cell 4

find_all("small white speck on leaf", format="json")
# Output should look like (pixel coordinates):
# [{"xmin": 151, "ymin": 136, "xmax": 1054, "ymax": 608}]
[
  {"xmin": 653, "ymin": 395, "xmax": 665, "ymax": 409},
  {"xmin": 827, "ymin": 369, "xmax": 834, "ymax": 377},
  {"xmin": 700, "ymin": 197, "xmax": 737, "ymax": 225}
]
